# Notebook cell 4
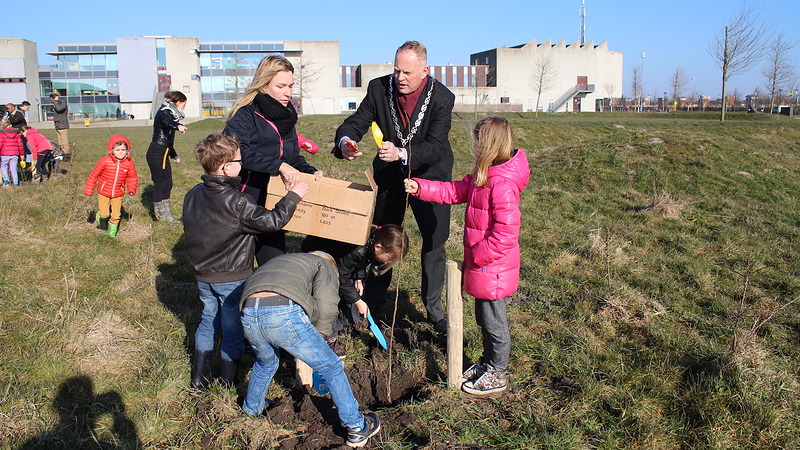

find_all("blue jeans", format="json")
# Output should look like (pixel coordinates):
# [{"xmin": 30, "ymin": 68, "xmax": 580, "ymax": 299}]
[
  {"xmin": 195, "ymin": 280, "xmax": 245, "ymax": 361},
  {"xmin": 241, "ymin": 299, "xmax": 364, "ymax": 429}
]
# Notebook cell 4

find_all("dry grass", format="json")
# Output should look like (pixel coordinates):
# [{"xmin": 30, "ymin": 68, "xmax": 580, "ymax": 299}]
[
  {"xmin": 597, "ymin": 285, "xmax": 667, "ymax": 328},
  {"xmin": 65, "ymin": 311, "xmax": 151, "ymax": 379},
  {"xmin": 647, "ymin": 190, "xmax": 692, "ymax": 221},
  {"xmin": 589, "ymin": 228, "xmax": 633, "ymax": 267}
]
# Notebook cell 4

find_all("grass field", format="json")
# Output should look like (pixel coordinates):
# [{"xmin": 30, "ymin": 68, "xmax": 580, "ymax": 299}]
[{"xmin": 1, "ymin": 111, "xmax": 799, "ymax": 449}]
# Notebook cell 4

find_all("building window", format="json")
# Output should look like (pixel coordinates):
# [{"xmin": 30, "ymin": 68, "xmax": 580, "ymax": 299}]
[{"xmin": 156, "ymin": 38, "xmax": 167, "ymax": 70}]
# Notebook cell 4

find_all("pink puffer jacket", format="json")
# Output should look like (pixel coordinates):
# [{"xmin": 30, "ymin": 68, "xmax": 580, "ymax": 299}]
[
  {"xmin": 0, "ymin": 129, "xmax": 24, "ymax": 156},
  {"xmin": 413, "ymin": 149, "xmax": 529, "ymax": 300},
  {"xmin": 24, "ymin": 128, "xmax": 53, "ymax": 158}
]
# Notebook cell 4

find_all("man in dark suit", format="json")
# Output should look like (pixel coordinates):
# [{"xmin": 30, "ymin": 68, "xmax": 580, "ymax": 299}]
[{"xmin": 333, "ymin": 41, "xmax": 454, "ymax": 334}]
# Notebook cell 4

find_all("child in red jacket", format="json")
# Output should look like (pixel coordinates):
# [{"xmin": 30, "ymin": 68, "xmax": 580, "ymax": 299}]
[{"xmin": 83, "ymin": 135, "xmax": 139, "ymax": 237}]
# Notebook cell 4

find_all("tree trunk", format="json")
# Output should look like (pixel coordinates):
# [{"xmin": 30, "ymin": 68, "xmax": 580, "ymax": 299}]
[{"xmin": 721, "ymin": 26, "xmax": 729, "ymax": 122}]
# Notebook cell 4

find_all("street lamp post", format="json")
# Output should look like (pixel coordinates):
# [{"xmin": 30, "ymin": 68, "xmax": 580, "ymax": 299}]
[{"xmin": 641, "ymin": 52, "xmax": 646, "ymax": 113}]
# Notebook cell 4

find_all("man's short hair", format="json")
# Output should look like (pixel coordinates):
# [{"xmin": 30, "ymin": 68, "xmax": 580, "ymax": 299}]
[
  {"xmin": 194, "ymin": 132, "xmax": 239, "ymax": 174},
  {"xmin": 396, "ymin": 41, "xmax": 427, "ymax": 66},
  {"xmin": 20, "ymin": 101, "xmax": 30, "ymax": 107},
  {"xmin": 49, "ymin": 93, "xmax": 57, "ymax": 99}
]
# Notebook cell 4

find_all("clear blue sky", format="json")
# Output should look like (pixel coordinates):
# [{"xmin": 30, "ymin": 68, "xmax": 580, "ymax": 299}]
[{"xmin": 19, "ymin": 0, "xmax": 800, "ymax": 100}]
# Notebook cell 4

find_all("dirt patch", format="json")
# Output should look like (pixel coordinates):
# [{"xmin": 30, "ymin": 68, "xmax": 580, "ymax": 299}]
[{"xmin": 259, "ymin": 325, "xmax": 436, "ymax": 449}]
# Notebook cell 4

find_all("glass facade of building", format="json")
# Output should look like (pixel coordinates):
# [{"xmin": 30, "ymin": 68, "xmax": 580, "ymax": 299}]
[
  {"xmin": 199, "ymin": 42, "xmax": 285, "ymax": 116},
  {"xmin": 39, "ymin": 45, "xmax": 121, "ymax": 120}
]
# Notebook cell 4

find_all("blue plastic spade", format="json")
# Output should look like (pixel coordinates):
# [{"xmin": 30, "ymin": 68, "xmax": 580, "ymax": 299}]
[
  {"xmin": 366, "ymin": 313, "xmax": 388, "ymax": 349},
  {"xmin": 312, "ymin": 370, "xmax": 329, "ymax": 395}
]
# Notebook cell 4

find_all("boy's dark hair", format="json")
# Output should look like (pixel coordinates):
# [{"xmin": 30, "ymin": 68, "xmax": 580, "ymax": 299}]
[
  {"xmin": 21, "ymin": 101, "xmax": 30, "ymax": 107},
  {"xmin": 195, "ymin": 132, "xmax": 239, "ymax": 174},
  {"xmin": 164, "ymin": 91, "xmax": 187, "ymax": 103},
  {"xmin": 374, "ymin": 224, "xmax": 410, "ymax": 261}
]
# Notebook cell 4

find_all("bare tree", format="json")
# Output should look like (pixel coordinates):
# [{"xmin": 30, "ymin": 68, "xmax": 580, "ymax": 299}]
[
  {"xmin": 731, "ymin": 87, "xmax": 741, "ymax": 111},
  {"xmin": 751, "ymin": 87, "xmax": 762, "ymax": 111},
  {"xmin": 531, "ymin": 53, "xmax": 557, "ymax": 119},
  {"xmin": 470, "ymin": 68, "xmax": 489, "ymax": 119},
  {"xmin": 631, "ymin": 66, "xmax": 643, "ymax": 112},
  {"xmin": 604, "ymin": 83, "xmax": 616, "ymax": 111},
  {"xmin": 224, "ymin": 52, "xmax": 250, "ymax": 105},
  {"xmin": 708, "ymin": 1, "xmax": 769, "ymax": 121},
  {"xmin": 762, "ymin": 33, "xmax": 796, "ymax": 113},
  {"xmin": 669, "ymin": 67, "xmax": 689, "ymax": 109},
  {"xmin": 294, "ymin": 54, "xmax": 322, "ymax": 114}
]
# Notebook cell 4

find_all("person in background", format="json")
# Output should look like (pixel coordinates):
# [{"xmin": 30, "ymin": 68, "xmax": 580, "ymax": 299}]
[
  {"xmin": 146, "ymin": 91, "xmax": 187, "ymax": 223},
  {"xmin": 224, "ymin": 55, "xmax": 322, "ymax": 265},
  {"xmin": 182, "ymin": 132, "xmax": 308, "ymax": 390},
  {"xmin": 83, "ymin": 135, "xmax": 139, "ymax": 237},
  {"xmin": 333, "ymin": 41, "xmax": 455, "ymax": 334},
  {"xmin": 7, "ymin": 102, "xmax": 27, "ymax": 129},
  {"xmin": 239, "ymin": 251, "xmax": 382, "ymax": 448},
  {"xmin": 0, "ymin": 118, "xmax": 24, "ymax": 186},
  {"xmin": 19, "ymin": 126, "xmax": 53, "ymax": 182},
  {"xmin": 50, "ymin": 93, "xmax": 70, "ymax": 158},
  {"xmin": 404, "ymin": 117, "xmax": 529, "ymax": 395}
]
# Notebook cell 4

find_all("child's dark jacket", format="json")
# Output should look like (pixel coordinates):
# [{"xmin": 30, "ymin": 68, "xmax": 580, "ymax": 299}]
[{"xmin": 183, "ymin": 174, "xmax": 300, "ymax": 283}]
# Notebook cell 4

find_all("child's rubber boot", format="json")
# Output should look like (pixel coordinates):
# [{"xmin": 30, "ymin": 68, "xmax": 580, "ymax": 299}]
[
  {"xmin": 108, "ymin": 223, "xmax": 118, "ymax": 237},
  {"xmin": 220, "ymin": 358, "xmax": 240, "ymax": 387},
  {"xmin": 191, "ymin": 350, "xmax": 213, "ymax": 390}
]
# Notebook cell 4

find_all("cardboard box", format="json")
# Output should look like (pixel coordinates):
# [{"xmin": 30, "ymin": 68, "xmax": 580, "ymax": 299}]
[{"xmin": 266, "ymin": 170, "xmax": 377, "ymax": 246}]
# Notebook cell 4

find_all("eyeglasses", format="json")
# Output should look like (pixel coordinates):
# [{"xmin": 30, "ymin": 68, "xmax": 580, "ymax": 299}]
[{"xmin": 225, "ymin": 159, "xmax": 242, "ymax": 165}]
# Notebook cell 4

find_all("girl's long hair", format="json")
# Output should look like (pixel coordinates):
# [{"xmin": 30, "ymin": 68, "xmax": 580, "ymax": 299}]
[
  {"xmin": 226, "ymin": 55, "xmax": 294, "ymax": 121},
  {"xmin": 471, "ymin": 116, "xmax": 514, "ymax": 187}
]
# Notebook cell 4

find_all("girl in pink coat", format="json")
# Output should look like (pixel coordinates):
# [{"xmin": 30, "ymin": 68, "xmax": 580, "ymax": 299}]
[
  {"xmin": 405, "ymin": 116, "xmax": 529, "ymax": 396},
  {"xmin": 0, "ymin": 119, "xmax": 25, "ymax": 186}
]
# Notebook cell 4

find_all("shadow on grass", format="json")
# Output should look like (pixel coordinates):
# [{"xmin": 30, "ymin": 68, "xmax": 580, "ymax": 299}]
[
  {"xmin": 139, "ymin": 184, "xmax": 155, "ymax": 221},
  {"xmin": 156, "ymin": 234, "xmax": 199, "ymax": 356},
  {"xmin": 18, "ymin": 375, "xmax": 141, "ymax": 449}
]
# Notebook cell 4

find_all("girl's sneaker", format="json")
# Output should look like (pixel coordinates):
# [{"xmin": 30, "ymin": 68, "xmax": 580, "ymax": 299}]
[
  {"xmin": 461, "ymin": 361, "xmax": 486, "ymax": 384},
  {"xmin": 462, "ymin": 367, "xmax": 508, "ymax": 396}
]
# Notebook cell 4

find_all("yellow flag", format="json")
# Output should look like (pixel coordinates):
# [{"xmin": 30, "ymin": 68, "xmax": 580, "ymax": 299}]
[{"xmin": 371, "ymin": 122, "xmax": 384, "ymax": 148}]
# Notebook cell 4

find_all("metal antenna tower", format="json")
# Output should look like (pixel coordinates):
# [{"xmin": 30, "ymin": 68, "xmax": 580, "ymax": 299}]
[{"xmin": 580, "ymin": 0, "xmax": 586, "ymax": 45}]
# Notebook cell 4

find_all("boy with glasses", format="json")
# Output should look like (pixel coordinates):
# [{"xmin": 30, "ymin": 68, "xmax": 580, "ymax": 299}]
[{"xmin": 183, "ymin": 132, "xmax": 309, "ymax": 390}]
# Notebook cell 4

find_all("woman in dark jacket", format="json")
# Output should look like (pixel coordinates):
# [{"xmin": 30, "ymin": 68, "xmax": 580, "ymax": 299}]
[
  {"xmin": 146, "ymin": 90, "xmax": 187, "ymax": 223},
  {"xmin": 224, "ymin": 55, "xmax": 321, "ymax": 264}
]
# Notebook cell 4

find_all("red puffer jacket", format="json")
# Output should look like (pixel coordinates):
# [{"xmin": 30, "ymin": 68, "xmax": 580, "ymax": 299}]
[
  {"xmin": 83, "ymin": 134, "xmax": 138, "ymax": 198},
  {"xmin": 412, "ymin": 149, "xmax": 530, "ymax": 300},
  {"xmin": 0, "ymin": 129, "xmax": 24, "ymax": 156},
  {"xmin": 24, "ymin": 128, "xmax": 53, "ymax": 159}
]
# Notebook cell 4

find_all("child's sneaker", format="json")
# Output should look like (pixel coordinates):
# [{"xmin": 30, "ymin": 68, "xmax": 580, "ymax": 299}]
[
  {"xmin": 346, "ymin": 412, "xmax": 380, "ymax": 448},
  {"xmin": 461, "ymin": 360, "xmax": 486, "ymax": 384},
  {"xmin": 327, "ymin": 336, "xmax": 346, "ymax": 359},
  {"xmin": 462, "ymin": 366, "xmax": 508, "ymax": 396}
]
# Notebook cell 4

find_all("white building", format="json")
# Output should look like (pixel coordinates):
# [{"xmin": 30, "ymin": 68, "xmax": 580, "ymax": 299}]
[
  {"xmin": 470, "ymin": 39, "xmax": 624, "ymax": 113},
  {"xmin": 0, "ymin": 36, "xmax": 623, "ymax": 121}
]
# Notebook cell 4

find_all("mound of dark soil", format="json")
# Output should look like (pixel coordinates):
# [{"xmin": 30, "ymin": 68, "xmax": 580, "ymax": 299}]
[{"xmin": 264, "ymin": 325, "xmax": 439, "ymax": 449}]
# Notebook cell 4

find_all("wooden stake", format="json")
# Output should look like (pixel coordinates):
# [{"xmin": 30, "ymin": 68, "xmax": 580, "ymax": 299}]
[
  {"xmin": 446, "ymin": 260, "xmax": 464, "ymax": 390},
  {"xmin": 296, "ymin": 358, "xmax": 313, "ymax": 386}
]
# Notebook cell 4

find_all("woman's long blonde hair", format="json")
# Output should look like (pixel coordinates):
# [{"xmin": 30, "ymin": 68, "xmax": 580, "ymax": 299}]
[
  {"xmin": 226, "ymin": 55, "xmax": 294, "ymax": 121},
  {"xmin": 471, "ymin": 117, "xmax": 514, "ymax": 187}
]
